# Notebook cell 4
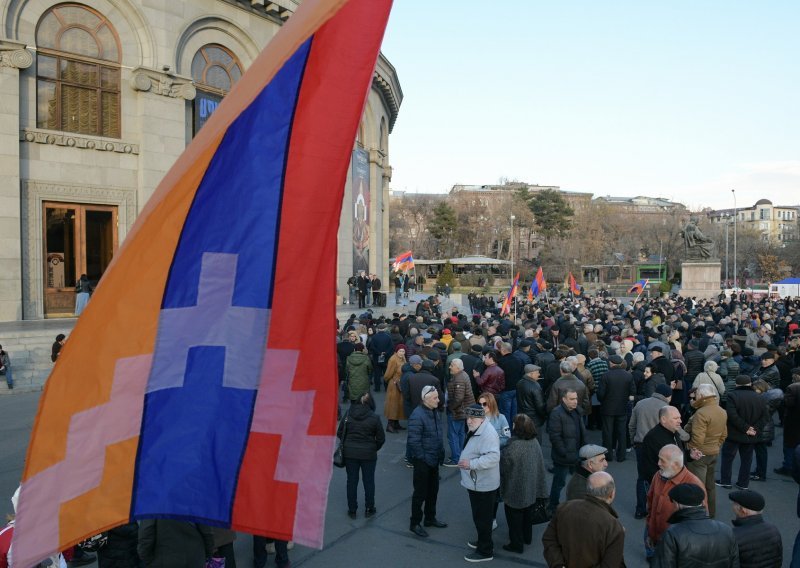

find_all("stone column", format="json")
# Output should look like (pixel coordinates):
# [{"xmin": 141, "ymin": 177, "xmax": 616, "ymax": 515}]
[
  {"xmin": 0, "ymin": 40, "xmax": 32, "ymax": 321},
  {"xmin": 131, "ymin": 68, "xmax": 195, "ymax": 211}
]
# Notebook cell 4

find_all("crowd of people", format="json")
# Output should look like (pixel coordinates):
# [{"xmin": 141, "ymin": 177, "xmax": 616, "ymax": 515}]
[{"xmin": 337, "ymin": 288, "xmax": 800, "ymax": 566}]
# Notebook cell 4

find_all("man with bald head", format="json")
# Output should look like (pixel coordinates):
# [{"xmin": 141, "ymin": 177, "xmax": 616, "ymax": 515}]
[
  {"xmin": 646, "ymin": 444, "xmax": 706, "ymax": 559},
  {"xmin": 543, "ymin": 472, "xmax": 626, "ymax": 568},
  {"xmin": 641, "ymin": 405, "xmax": 690, "ymax": 490}
]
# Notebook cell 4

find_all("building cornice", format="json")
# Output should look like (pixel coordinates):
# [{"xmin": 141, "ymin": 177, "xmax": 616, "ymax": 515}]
[
  {"xmin": 216, "ymin": 0, "xmax": 295, "ymax": 26},
  {"xmin": 374, "ymin": 52, "xmax": 402, "ymax": 132},
  {"xmin": 21, "ymin": 128, "xmax": 139, "ymax": 155},
  {"xmin": 0, "ymin": 39, "xmax": 32, "ymax": 69}
]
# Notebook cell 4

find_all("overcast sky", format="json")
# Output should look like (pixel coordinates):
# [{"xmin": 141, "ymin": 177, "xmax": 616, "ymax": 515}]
[{"xmin": 381, "ymin": 1, "xmax": 799, "ymax": 211}]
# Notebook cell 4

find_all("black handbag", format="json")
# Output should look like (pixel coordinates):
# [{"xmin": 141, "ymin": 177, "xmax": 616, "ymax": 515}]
[
  {"xmin": 333, "ymin": 416, "xmax": 348, "ymax": 468},
  {"xmin": 531, "ymin": 498, "xmax": 550, "ymax": 525}
]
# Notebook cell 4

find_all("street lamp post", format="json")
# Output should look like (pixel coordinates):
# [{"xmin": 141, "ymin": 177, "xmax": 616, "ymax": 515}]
[
  {"xmin": 731, "ymin": 189, "xmax": 738, "ymax": 290},
  {"xmin": 723, "ymin": 213, "xmax": 730, "ymax": 286},
  {"xmin": 510, "ymin": 214, "xmax": 516, "ymax": 281}
]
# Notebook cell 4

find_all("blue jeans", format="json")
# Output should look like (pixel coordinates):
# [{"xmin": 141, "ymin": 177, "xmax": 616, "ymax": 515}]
[
  {"xmin": 498, "ymin": 390, "xmax": 517, "ymax": 428},
  {"xmin": 345, "ymin": 458, "xmax": 377, "ymax": 512},
  {"xmin": 3, "ymin": 367, "xmax": 11, "ymax": 389},
  {"xmin": 549, "ymin": 464, "xmax": 574, "ymax": 510},
  {"xmin": 447, "ymin": 413, "xmax": 466, "ymax": 462},
  {"xmin": 395, "ymin": 288, "xmax": 402, "ymax": 304}
]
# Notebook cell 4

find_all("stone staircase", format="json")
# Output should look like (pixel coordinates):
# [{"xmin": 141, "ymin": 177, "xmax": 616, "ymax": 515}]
[{"xmin": 0, "ymin": 319, "xmax": 75, "ymax": 394}]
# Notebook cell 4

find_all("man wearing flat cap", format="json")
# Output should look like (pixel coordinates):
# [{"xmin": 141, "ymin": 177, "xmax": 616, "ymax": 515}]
[
  {"xmin": 729, "ymin": 490, "xmax": 782, "ymax": 568},
  {"xmin": 654, "ymin": 483, "xmax": 738, "ymax": 567},
  {"xmin": 458, "ymin": 403, "xmax": 501, "ymax": 562},
  {"xmin": 566, "ymin": 445, "xmax": 609, "ymax": 501}
]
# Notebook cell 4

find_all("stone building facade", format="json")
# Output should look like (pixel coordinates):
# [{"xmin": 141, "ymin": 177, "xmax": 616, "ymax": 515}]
[
  {"xmin": 708, "ymin": 198, "xmax": 799, "ymax": 244},
  {"xmin": 0, "ymin": 0, "xmax": 400, "ymax": 320}
]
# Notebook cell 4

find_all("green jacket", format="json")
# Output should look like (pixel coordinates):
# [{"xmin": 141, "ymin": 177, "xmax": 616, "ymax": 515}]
[{"xmin": 346, "ymin": 351, "xmax": 373, "ymax": 401}]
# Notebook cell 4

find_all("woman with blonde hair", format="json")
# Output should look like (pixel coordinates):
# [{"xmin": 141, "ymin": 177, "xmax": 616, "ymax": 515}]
[
  {"xmin": 384, "ymin": 344, "xmax": 407, "ymax": 433},
  {"xmin": 477, "ymin": 392, "xmax": 510, "ymax": 532}
]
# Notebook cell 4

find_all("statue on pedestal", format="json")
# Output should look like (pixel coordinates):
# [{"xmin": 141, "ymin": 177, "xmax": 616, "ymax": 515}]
[{"xmin": 680, "ymin": 216, "xmax": 715, "ymax": 260}]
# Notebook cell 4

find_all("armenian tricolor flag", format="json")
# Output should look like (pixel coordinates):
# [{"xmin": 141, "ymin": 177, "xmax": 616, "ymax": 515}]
[
  {"xmin": 501, "ymin": 272, "xmax": 520, "ymax": 316},
  {"xmin": 12, "ymin": 1, "xmax": 393, "ymax": 565},
  {"xmin": 569, "ymin": 272, "xmax": 581, "ymax": 296},
  {"xmin": 628, "ymin": 278, "xmax": 650, "ymax": 295},
  {"xmin": 529, "ymin": 266, "xmax": 545, "ymax": 299},
  {"xmin": 393, "ymin": 250, "xmax": 414, "ymax": 273}
]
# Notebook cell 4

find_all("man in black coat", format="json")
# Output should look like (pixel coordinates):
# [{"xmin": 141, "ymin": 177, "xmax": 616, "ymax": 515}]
[
  {"xmin": 597, "ymin": 355, "xmax": 636, "ymax": 462},
  {"xmin": 728, "ymin": 490, "xmax": 782, "ymax": 568},
  {"xmin": 641, "ymin": 405, "xmax": 688, "ymax": 485},
  {"xmin": 649, "ymin": 345, "xmax": 674, "ymax": 382},
  {"xmin": 548, "ymin": 389, "xmax": 586, "ymax": 513},
  {"xmin": 497, "ymin": 341, "xmax": 523, "ymax": 426},
  {"xmin": 408, "ymin": 359, "xmax": 443, "ymax": 411},
  {"xmin": 718, "ymin": 375, "xmax": 770, "ymax": 490},
  {"xmin": 654, "ymin": 483, "xmax": 739, "ymax": 568},
  {"xmin": 356, "ymin": 271, "xmax": 369, "ymax": 308},
  {"xmin": 517, "ymin": 364, "xmax": 546, "ymax": 428},
  {"xmin": 684, "ymin": 339, "xmax": 706, "ymax": 386},
  {"xmin": 368, "ymin": 324, "xmax": 394, "ymax": 392}
]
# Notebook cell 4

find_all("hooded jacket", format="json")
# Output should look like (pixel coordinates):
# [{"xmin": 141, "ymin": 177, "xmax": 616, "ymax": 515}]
[
  {"xmin": 345, "ymin": 351, "xmax": 372, "ymax": 401},
  {"xmin": 337, "ymin": 399, "xmax": 385, "ymax": 461}
]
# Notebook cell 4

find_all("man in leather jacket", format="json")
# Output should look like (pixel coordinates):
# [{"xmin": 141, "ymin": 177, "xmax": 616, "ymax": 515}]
[
  {"xmin": 653, "ymin": 483, "xmax": 738, "ymax": 568},
  {"xmin": 517, "ymin": 364, "xmax": 546, "ymax": 427}
]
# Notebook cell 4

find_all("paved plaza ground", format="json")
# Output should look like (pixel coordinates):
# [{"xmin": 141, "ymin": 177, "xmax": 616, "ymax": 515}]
[{"xmin": 0, "ymin": 294, "xmax": 797, "ymax": 567}]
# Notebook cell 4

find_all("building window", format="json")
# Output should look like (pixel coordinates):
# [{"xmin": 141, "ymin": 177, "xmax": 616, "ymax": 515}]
[
  {"xmin": 191, "ymin": 44, "xmax": 242, "ymax": 135},
  {"xmin": 36, "ymin": 4, "xmax": 121, "ymax": 138}
]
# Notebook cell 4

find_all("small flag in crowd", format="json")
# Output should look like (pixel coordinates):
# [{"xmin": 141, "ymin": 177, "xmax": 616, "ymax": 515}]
[
  {"xmin": 393, "ymin": 250, "xmax": 415, "ymax": 273},
  {"xmin": 11, "ymin": 1, "xmax": 394, "ymax": 566},
  {"xmin": 569, "ymin": 272, "xmax": 581, "ymax": 296},
  {"xmin": 629, "ymin": 278, "xmax": 649, "ymax": 295},
  {"xmin": 501, "ymin": 272, "xmax": 520, "ymax": 316},
  {"xmin": 530, "ymin": 266, "xmax": 545, "ymax": 299}
]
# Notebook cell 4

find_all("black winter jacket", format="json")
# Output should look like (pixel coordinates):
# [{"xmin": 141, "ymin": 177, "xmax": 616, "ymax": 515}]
[
  {"xmin": 641, "ymin": 424, "xmax": 686, "ymax": 482},
  {"xmin": 407, "ymin": 404, "xmax": 444, "ymax": 467},
  {"xmin": 97, "ymin": 522, "xmax": 140, "ymax": 568},
  {"xmin": 548, "ymin": 404, "xmax": 585, "ymax": 466},
  {"xmin": 516, "ymin": 378, "xmax": 546, "ymax": 426},
  {"xmin": 684, "ymin": 349, "xmax": 706, "ymax": 382},
  {"xmin": 498, "ymin": 353, "xmax": 524, "ymax": 391},
  {"xmin": 653, "ymin": 507, "xmax": 739, "ymax": 568},
  {"xmin": 337, "ymin": 400, "xmax": 385, "ymax": 461},
  {"xmin": 731, "ymin": 514, "xmax": 782, "ymax": 568},
  {"xmin": 597, "ymin": 368, "xmax": 635, "ymax": 416},
  {"xmin": 137, "ymin": 520, "xmax": 214, "ymax": 568},
  {"xmin": 725, "ymin": 386, "xmax": 769, "ymax": 444}
]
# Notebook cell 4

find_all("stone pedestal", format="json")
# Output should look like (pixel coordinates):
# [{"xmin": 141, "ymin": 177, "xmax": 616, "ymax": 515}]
[{"xmin": 680, "ymin": 261, "xmax": 721, "ymax": 299}]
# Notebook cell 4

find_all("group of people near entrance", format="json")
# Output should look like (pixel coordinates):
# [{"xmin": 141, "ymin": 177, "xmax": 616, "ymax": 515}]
[{"xmin": 336, "ymin": 289, "xmax": 800, "ymax": 565}]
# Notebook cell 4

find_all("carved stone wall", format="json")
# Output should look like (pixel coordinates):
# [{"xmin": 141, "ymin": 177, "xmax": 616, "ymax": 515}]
[{"xmin": 21, "ymin": 180, "xmax": 136, "ymax": 319}]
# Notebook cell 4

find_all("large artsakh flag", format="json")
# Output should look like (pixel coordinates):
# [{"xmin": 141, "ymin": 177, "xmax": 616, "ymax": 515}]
[{"xmin": 12, "ymin": 0, "xmax": 393, "ymax": 565}]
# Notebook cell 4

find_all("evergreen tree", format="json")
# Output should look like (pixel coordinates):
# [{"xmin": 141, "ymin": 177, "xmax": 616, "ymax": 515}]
[{"xmin": 527, "ymin": 189, "xmax": 574, "ymax": 240}]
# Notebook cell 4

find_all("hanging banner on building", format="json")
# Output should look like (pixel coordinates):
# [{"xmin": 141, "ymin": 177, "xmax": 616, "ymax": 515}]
[{"xmin": 352, "ymin": 148, "xmax": 370, "ymax": 273}]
